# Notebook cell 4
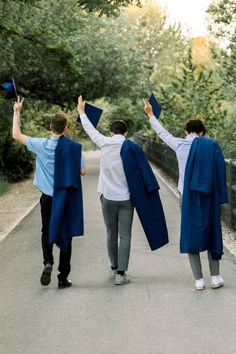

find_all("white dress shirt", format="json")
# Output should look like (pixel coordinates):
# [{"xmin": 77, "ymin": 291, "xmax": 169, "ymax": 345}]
[
  {"xmin": 80, "ymin": 113, "xmax": 130, "ymax": 201},
  {"xmin": 149, "ymin": 115, "xmax": 198, "ymax": 194}
]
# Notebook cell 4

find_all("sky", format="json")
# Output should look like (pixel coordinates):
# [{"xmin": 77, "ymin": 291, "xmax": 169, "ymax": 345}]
[{"xmin": 155, "ymin": 0, "xmax": 213, "ymax": 37}]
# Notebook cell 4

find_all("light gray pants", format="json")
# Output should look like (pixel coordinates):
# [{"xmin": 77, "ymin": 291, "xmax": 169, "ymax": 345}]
[
  {"xmin": 101, "ymin": 196, "xmax": 134, "ymax": 271},
  {"xmin": 188, "ymin": 252, "xmax": 220, "ymax": 280}
]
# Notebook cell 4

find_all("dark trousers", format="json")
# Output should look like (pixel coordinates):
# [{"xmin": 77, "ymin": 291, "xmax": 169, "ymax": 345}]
[{"xmin": 40, "ymin": 193, "xmax": 72, "ymax": 281}]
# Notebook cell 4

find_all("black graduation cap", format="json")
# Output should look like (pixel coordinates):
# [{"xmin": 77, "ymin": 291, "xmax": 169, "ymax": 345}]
[
  {"xmin": 149, "ymin": 93, "xmax": 162, "ymax": 119},
  {"xmin": 77, "ymin": 102, "xmax": 103, "ymax": 128},
  {"xmin": 2, "ymin": 77, "xmax": 17, "ymax": 99}
]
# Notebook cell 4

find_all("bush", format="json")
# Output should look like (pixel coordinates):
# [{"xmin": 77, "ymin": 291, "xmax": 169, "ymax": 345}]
[
  {"xmin": 0, "ymin": 174, "xmax": 9, "ymax": 196},
  {"xmin": 1, "ymin": 136, "xmax": 34, "ymax": 182}
]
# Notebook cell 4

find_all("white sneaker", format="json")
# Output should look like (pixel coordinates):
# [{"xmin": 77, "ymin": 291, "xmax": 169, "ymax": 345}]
[
  {"xmin": 114, "ymin": 273, "xmax": 130, "ymax": 285},
  {"xmin": 211, "ymin": 275, "xmax": 224, "ymax": 289},
  {"xmin": 109, "ymin": 267, "xmax": 117, "ymax": 276},
  {"xmin": 195, "ymin": 278, "xmax": 205, "ymax": 290}
]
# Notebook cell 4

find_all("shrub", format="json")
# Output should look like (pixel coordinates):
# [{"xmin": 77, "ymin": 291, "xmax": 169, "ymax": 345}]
[
  {"xmin": 0, "ymin": 174, "xmax": 9, "ymax": 196},
  {"xmin": 1, "ymin": 136, "xmax": 34, "ymax": 182}
]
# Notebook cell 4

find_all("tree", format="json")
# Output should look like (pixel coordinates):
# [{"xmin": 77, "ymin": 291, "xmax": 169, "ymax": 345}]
[
  {"xmin": 76, "ymin": 0, "xmax": 141, "ymax": 16},
  {"xmin": 207, "ymin": 0, "xmax": 236, "ymax": 157},
  {"xmin": 0, "ymin": 0, "xmax": 144, "ymax": 107},
  {"xmin": 152, "ymin": 49, "xmax": 227, "ymax": 143}
]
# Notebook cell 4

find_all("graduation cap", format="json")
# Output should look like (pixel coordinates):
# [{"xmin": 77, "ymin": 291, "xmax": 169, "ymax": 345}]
[
  {"xmin": 2, "ymin": 77, "xmax": 18, "ymax": 99},
  {"xmin": 77, "ymin": 102, "xmax": 103, "ymax": 128},
  {"xmin": 149, "ymin": 93, "xmax": 162, "ymax": 119}
]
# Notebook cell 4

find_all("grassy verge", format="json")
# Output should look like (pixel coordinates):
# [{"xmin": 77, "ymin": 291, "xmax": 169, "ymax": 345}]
[{"xmin": 0, "ymin": 175, "xmax": 9, "ymax": 196}]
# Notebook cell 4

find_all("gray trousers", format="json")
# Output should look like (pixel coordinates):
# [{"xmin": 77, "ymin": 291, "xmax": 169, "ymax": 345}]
[
  {"xmin": 101, "ymin": 195, "xmax": 134, "ymax": 271},
  {"xmin": 179, "ymin": 193, "xmax": 220, "ymax": 280},
  {"xmin": 188, "ymin": 252, "xmax": 220, "ymax": 280}
]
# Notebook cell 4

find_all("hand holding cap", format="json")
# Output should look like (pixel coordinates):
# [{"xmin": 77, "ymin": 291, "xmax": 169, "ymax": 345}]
[
  {"xmin": 144, "ymin": 93, "xmax": 162, "ymax": 119},
  {"xmin": 143, "ymin": 98, "xmax": 153, "ymax": 118},
  {"xmin": 77, "ymin": 95, "xmax": 85, "ymax": 115},
  {"xmin": 13, "ymin": 96, "xmax": 24, "ymax": 111},
  {"xmin": 76, "ymin": 95, "xmax": 103, "ymax": 128}
]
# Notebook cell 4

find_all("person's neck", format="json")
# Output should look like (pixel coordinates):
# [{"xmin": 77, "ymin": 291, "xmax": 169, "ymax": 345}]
[{"xmin": 52, "ymin": 133, "xmax": 64, "ymax": 138}]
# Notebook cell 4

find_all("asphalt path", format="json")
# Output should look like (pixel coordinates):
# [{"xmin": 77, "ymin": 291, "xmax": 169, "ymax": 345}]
[{"xmin": 1, "ymin": 151, "xmax": 236, "ymax": 354}]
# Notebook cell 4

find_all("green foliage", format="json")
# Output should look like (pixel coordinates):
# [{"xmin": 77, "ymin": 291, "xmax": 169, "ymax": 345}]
[
  {"xmin": 1, "ymin": 135, "xmax": 34, "ymax": 182},
  {"xmin": 207, "ymin": 0, "xmax": 236, "ymax": 157},
  {"xmin": 77, "ymin": 0, "xmax": 141, "ymax": 16},
  {"xmin": 112, "ymin": 4, "xmax": 187, "ymax": 98},
  {"xmin": 208, "ymin": 0, "xmax": 236, "ymax": 28},
  {"xmin": 149, "ymin": 48, "xmax": 233, "ymax": 155},
  {"xmin": 103, "ymin": 97, "xmax": 142, "ymax": 136},
  {"xmin": 0, "ymin": 173, "xmax": 9, "ymax": 195},
  {"xmin": 1, "ymin": 0, "xmax": 235, "ymax": 184}
]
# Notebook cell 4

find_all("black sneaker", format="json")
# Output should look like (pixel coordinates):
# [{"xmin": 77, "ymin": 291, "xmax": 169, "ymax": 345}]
[
  {"xmin": 40, "ymin": 263, "xmax": 53, "ymax": 286},
  {"xmin": 58, "ymin": 279, "xmax": 72, "ymax": 289}
]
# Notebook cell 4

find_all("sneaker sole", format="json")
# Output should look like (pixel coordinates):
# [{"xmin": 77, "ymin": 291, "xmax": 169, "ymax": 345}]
[
  {"xmin": 40, "ymin": 268, "xmax": 52, "ymax": 286},
  {"xmin": 58, "ymin": 283, "xmax": 72, "ymax": 289},
  {"xmin": 195, "ymin": 286, "xmax": 205, "ymax": 291},
  {"xmin": 211, "ymin": 283, "xmax": 224, "ymax": 289},
  {"xmin": 115, "ymin": 279, "xmax": 130, "ymax": 285}
]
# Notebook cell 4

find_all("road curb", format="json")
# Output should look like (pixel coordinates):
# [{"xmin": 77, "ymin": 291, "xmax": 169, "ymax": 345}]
[{"xmin": 0, "ymin": 200, "xmax": 39, "ymax": 243}]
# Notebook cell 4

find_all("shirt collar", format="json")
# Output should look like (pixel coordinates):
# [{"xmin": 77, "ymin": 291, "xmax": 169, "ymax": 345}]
[
  {"xmin": 185, "ymin": 134, "xmax": 198, "ymax": 141},
  {"xmin": 111, "ymin": 134, "xmax": 126, "ymax": 141}
]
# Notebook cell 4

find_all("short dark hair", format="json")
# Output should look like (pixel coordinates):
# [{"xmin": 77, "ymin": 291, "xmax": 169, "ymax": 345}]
[
  {"xmin": 51, "ymin": 113, "xmax": 67, "ymax": 134},
  {"xmin": 110, "ymin": 120, "xmax": 128, "ymax": 135},
  {"xmin": 184, "ymin": 119, "xmax": 206, "ymax": 135}
]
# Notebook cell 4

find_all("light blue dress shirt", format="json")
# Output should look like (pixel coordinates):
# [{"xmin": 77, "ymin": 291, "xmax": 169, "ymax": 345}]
[{"xmin": 26, "ymin": 136, "xmax": 85, "ymax": 196}]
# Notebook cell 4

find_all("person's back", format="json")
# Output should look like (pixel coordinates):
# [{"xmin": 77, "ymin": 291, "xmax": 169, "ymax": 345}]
[
  {"xmin": 12, "ymin": 100, "xmax": 86, "ymax": 289},
  {"xmin": 145, "ymin": 109, "xmax": 206, "ymax": 194},
  {"xmin": 26, "ymin": 136, "xmax": 59, "ymax": 196},
  {"xmin": 98, "ymin": 134, "xmax": 130, "ymax": 201},
  {"xmin": 144, "ymin": 99, "xmax": 226, "ymax": 291},
  {"xmin": 77, "ymin": 96, "xmax": 133, "ymax": 285}
]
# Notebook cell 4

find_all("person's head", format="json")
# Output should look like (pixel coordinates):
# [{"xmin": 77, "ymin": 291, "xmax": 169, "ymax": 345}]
[
  {"xmin": 50, "ymin": 113, "xmax": 67, "ymax": 134},
  {"xmin": 184, "ymin": 118, "xmax": 206, "ymax": 136},
  {"xmin": 110, "ymin": 120, "xmax": 128, "ymax": 136}
]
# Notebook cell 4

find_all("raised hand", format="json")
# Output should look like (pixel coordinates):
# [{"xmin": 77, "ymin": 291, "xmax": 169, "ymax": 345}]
[
  {"xmin": 13, "ymin": 96, "xmax": 24, "ymax": 111},
  {"xmin": 77, "ymin": 95, "xmax": 85, "ymax": 115},
  {"xmin": 143, "ymin": 99, "xmax": 153, "ymax": 118}
]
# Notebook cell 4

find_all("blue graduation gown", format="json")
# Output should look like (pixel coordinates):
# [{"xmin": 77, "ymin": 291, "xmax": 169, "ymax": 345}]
[
  {"xmin": 120, "ymin": 140, "xmax": 169, "ymax": 251},
  {"xmin": 180, "ymin": 137, "xmax": 228, "ymax": 259},
  {"xmin": 49, "ymin": 136, "xmax": 84, "ymax": 251}
]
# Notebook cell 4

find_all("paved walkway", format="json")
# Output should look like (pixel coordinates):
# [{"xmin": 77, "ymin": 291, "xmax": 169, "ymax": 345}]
[{"xmin": 1, "ymin": 151, "xmax": 236, "ymax": 354}]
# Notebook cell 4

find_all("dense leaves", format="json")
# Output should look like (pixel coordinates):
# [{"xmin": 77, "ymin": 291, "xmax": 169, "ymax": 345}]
[
  {"xmin": 0, "ymin": 0, "xmax": 236, "ymax": 184},
  {"xmin": 77, "ymin": 0, "xmax": 141, "ymax": 16},
  {"xmin": 207, "ymin": 0, "xmax": 236, "ymax": 157}
]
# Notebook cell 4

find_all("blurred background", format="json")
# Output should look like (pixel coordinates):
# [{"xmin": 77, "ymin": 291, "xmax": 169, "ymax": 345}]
[{"xmin": 0, "ymin": 0, "xmax": 235, "ymax": 189}]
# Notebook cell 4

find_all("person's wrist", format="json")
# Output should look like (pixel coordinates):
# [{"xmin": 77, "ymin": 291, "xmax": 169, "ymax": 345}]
[{"xmin": 79, "ymin": 110, "xmax": 85, "ymax": 115}]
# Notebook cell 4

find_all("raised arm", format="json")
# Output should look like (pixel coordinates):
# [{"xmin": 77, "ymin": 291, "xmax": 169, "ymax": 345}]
[
  {"xmin": 143, "ymin": 99, "xmax": 179, "ymax": 151},
  {"xmin": 77, "ymin": 96, "xmax": 109, "ymax": 148},
  {"xmin": 12, "ymin": 97, "xmax": 28, "ymax": 145}
]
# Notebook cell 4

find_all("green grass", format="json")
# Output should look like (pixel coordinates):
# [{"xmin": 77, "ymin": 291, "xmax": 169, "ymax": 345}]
[{"xmin": 0, "ymin": 175, "xmax": 9, "ymax": 196}]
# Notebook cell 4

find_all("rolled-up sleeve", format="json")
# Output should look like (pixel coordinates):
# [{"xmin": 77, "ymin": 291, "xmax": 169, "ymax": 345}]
[
  {"xmin": 81, "ymin": 154, "xmax": 85, "ymax": 168},
  {"xmin": 26, "ymin": 137, "xmax": 45, "ymax": 155}
]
